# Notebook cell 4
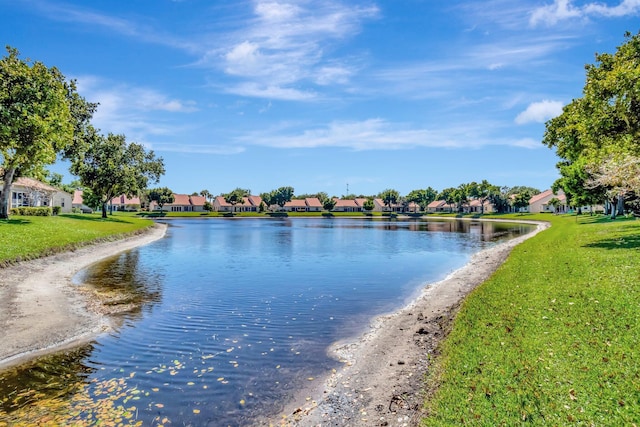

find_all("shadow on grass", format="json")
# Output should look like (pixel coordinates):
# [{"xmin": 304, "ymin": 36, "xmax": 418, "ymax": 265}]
[
  {"xmin": 62, "ymin": 214, "xmax": 132, "ymax": 224},
  {"xmin": 584, "ymin": 234, "xmax": 640, "ymax": 250},
  {"xmin": 0, "ymin": 218, "xmax": 32, "ymax": 225}
]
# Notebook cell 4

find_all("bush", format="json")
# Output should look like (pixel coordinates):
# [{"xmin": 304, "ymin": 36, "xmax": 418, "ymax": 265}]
[
  {"xmin": 52, "ymin": 206, "xmax": 61, "ymax": 215},
  {"xmin": 9, "ymin": 207, "xmax": 52, "ymax": 216}
]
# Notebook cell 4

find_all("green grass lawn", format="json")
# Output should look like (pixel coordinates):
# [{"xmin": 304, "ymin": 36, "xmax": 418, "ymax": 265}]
[
  {"xmin": 0, "ymin": 213, "xmax": 153, "ymax": 265},
  {"xmin": 423, "ymin": 213, "xmax": 640, "ymax": 425}
]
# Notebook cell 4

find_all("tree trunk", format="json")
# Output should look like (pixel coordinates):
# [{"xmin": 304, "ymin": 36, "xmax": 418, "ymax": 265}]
[
  {"xmin": 617, "ymin": 195, "xmax": 624, "ymax": 216},
  {"xmin": 0, "ymin": 167, "xmax": 17, "ymax": 219}
]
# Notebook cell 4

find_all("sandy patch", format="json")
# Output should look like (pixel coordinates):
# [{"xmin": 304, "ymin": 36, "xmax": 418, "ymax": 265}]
[
  {"xmin": 270, "ymin": 219, "xmax": 549, "ymax": 427},
  {"xmin": 0, "ymin": 223, "xmax": 167, "ymax": 371}
]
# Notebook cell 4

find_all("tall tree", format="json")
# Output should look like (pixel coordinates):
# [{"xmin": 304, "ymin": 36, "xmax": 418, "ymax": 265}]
[
  {"xmin": 512, "ymin": 191, "xmax": 531, "ymax": 213},
  {"xmin": 438, "ymin": 187, "xmax": 457, "ymax": 213},
  {"xmin": 406, "ymin": 187, "xmax": 437, "ymax": 211},
  {"xmin": 323, "ymin": 197, "xmax": 337, "ymax": 211},
  {"xmin": 469, "ymin": 180, "xmax": 500, "ymax": 214},
  {"xmin": 223, "ymin": 188, "xmax": 250, "ymax": 212},
  {"xmin": 200, "ymin": 189, "xmax": 212, "ymax": 202},
  {"xmin": 543, "ymin": 32, "xmax": 640, "ymax": 212},
  {"xmin": 148, "ymin": 187, "xmax": 175, "ymax": 211},
  {"xmin": 70, "ymin": 132, "xmax": 165, "ymax": 218},
  {"xmin": 270, "ymin": 186, "xmax": 295, "ymax": 209},
  {"xmin": 378, "ymin": 189, "xmax": 399, "ymax": 212},
  {"xmin": 0, "ymin": 47, "xmax": 75, "ymax": 218}
]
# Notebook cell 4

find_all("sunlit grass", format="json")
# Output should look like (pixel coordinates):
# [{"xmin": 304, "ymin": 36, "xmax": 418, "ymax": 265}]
[
  {"xmin": 0, "ymin": 213, "xmax": 153, "ymax": 265},
  {"xmin": 423, "ymin": 213, "xmax": 640, "ymax": 425}
]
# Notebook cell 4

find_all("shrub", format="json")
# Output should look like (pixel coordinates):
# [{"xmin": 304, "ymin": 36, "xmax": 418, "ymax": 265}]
[
  {"xmin": 9, "ymin": 207, "xmax": 52, "ymax": 216},
  {"xmin": 52, "ymin": 206, "xmax": 61, "ymax": 215}
]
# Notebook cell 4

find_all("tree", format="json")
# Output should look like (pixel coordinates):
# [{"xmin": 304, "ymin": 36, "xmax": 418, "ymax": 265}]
[
  {"xmin": 512, "ymin": 191, "xmax": 531, "ymax": 213},
  {"xmin": 148, "ymin": 187, "xmax": 175, "ymax": 211},
  {"xmin": 438, "ymin": 187, "xmax": 457, "ymax": 213},
  {"xmin": 363, "ymin": 198, "xmax": 375, "ymax": 211},
  {"xmin": 269, "ymin": 186, "xmax": 295, "ymax": 209},
  {"xmin": 223, "ymin": 188, "xmax": 250, "ymax": 212},
  {"xmin": 585, "ymin": 152, "xmax": 640, "ymax": 218},
  {"xmin": 406, "ymin": 187, "xmax": 437, "ymax": 211},
  {"xmin": 548, "ymin": 197, "xmax": 562, "ymax": 213},
  {"xmin": 70, "ymin": 132, "xmax": 165, "ymax": 218},
  {"xmin": 200, "ymin": 189, "xmax": 213, "ymax": 202},
  {"xmin": 203, "ymin": 201, "xmax": 213, "ymax": 212},
  {"xmin": 454, "ymin": 183, "xmax": 471, "ymax": 213},
  {"xmin": 469, "ymin": 180, "xmax": 500, "ymax": 214},
  {"xmin": 378, "ymin": 189, "xmax": 399, "ymax": 212},
  {"xmin": 323, "ymin": 197, "xmax": 336, "ymax": 211},
  {"xmin": 0, "ymin": 47, "xmax": 75, "ymax": 219},
  {"xmin": 543, "ymin": 32, "xmax": 640, "ymax": 212}
]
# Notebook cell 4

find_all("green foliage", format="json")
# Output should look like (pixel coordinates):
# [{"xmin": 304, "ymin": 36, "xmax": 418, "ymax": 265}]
[
  {"xmin": 543, "ymin": 32, "xmax": 640, "ymax": 208},
  {"xmin": 511, "ymin": 191, "xmax": 531, "ymax": 212},
  {"xmin": 9, "ymin": 207, "xmax": 52, "ymax": 216},
  {"xmin": 363, "ymin": 198, "xmax": 375, "ymax": 211},
  {"xmin": 323, "ymin": 197, "xmax": 337, "ymax": 211},
  {"xmin": 425, "ymin": 215, "xmax": 640, "ymax": 425},
  {"xmin": 378, "ymin": 188, "xmax": 399, "ymax": 208},
  {"xmin": 148, "ymin": 187, "xmax": 174, "ymax": 210},
  {"xmin": 223, "ymin": 187, "xmax": 250, "ymax": 210},
  {"xmin": 406, "ymin": 187, "xmax": 437, "ymax": 211},
  {"xmin": 267, "ymin": 186, "xmax": 295, "ymax": 208},
  {"xmin": 71, "ymin": 132, "xmax": 165, "ymax": 218},
  {"xmin": 0, "ymin": 46, "xmax": 75, "ymax": 219}
]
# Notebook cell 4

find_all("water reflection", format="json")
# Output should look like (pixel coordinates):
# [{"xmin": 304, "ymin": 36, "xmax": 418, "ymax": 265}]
[{"xmin": 76, "ymin": 250, "xmax": 165, "ymax": 322}]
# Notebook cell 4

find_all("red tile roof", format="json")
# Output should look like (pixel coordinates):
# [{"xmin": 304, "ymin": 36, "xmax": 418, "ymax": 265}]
[
  {"xmin": 334, "ymin": 199, "xmax": 359, "ymax": 208},
  {"xmin": 172, "ymin": 194, "xmax": 191, "ymax": 205},
  {"xmin": 285, "ymin": 199, "xmax": 307, "ymax": 207},
  {"xmin": 306, "ymin": 197, "xmax": 323, "ymax": 207},
  {"xmin": 190, "ymin": 195, "xmax": 206, "ymax": 206}
]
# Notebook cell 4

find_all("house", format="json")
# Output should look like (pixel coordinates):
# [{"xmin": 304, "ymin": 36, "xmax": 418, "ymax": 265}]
[
  {"xmin": 305, "ymin": 197, "xmax": 323, "ymax": 212},
  {"xmin": 427, "ymin": 200, "xmax": 448, "ymax": 213},
  {"xmin": 151, "ymin": 194, "xmax": 207, "ymax": 212},
  {"xmin": 6, "ymin": 177, "xmax": 72, "ymax": 213},
  {"xmin": 110, "ymin": 194, "xmax": 142, "ymax": 212},
  {"xmin": 284, "ymin": 199, "xmax": 308, "ymax": 212},
  {"xmin": 528, "ymin": 189, "xmax": 567, "ymax": 213},
  {"xmin": 213, "ymin": 195, "xmax": 263, "ymax": 212},
  {"xmin": 72, "ymin": 190, "xmax": 93, "ymax": 213},
  {"xmin": 282, "ymin": 198, "xmax": 325, "ymax": 212},
  {"xmin": 468, "ymin": 199, "xmax": 494, "ymax": 214},
  {"xmin": 333, "ymin": 199, "xmax": 361, "ymax": 212}
]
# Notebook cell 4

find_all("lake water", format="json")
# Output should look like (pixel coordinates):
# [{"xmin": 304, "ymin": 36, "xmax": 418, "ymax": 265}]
[{"xmin": 0, "ymin": 218, "xmax": 533, "ymax": 426}]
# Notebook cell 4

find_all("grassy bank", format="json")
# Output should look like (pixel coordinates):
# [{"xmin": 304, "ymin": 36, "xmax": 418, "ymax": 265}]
[
  {"xmin": 0, "ymin": 213, "xmax": 153, "ymax": 266},
  {"xmin": 423, "ymin": 214, "xmax": 640, "ymax": 425}
]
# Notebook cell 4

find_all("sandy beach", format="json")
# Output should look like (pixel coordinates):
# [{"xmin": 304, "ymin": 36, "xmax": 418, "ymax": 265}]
[
  {"xmin": 0, "ymin": 223, "xmax": 167, "ymax": 371},
  {"xmin": 270, "ymin": 219, "xmax": 549, "ymax": 427},
  {"xmin": 0, "ymin": 218, "xmax": 547, "ymax": 427}
]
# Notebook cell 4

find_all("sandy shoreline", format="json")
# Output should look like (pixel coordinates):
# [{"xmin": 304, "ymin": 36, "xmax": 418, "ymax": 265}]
[
  {"xmin": 0, "ymin": 223, "xmax": 167, "ymax": 371},
  {"xmin": 269, "ymin": 219, "xmax": 549, "ymax": 427}
]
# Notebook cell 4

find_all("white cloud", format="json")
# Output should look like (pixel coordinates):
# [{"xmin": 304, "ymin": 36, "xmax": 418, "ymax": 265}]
[
  {"xmin": 515, "ymin": 100, "xmax": 563, "ymax": 124},
  {"xmin": 224, "ymin": 82, "xmax": 316, "ymax": 101},
  {"xmin": 206, "ymin": 0, "xmax": 379, "ymax": 100},
  {"xmin": 236, "ymin": 118, "xmax": 539, "ymax": 150},
  {"xmin": 75, "ymin": 76, "xmax": 197, "ymax": 140},
  {"xmin": 530, "ymin": 0, "xmax": 640, "ymax": 26}
]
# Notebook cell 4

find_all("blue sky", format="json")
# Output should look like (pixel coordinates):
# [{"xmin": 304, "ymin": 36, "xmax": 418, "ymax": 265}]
[{"xmin": 2, "ymin": 1, "xmax": 638, "ymax": 197}]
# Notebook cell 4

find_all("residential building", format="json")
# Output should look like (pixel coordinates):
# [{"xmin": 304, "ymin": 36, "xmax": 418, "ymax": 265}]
[
  {"xmin": 5, "ymin": 177, "xmax": 72, "ymax": 213},
  {"xmin": 528, "ymin": 189, "xmax": 567, "ymax": 213}
]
